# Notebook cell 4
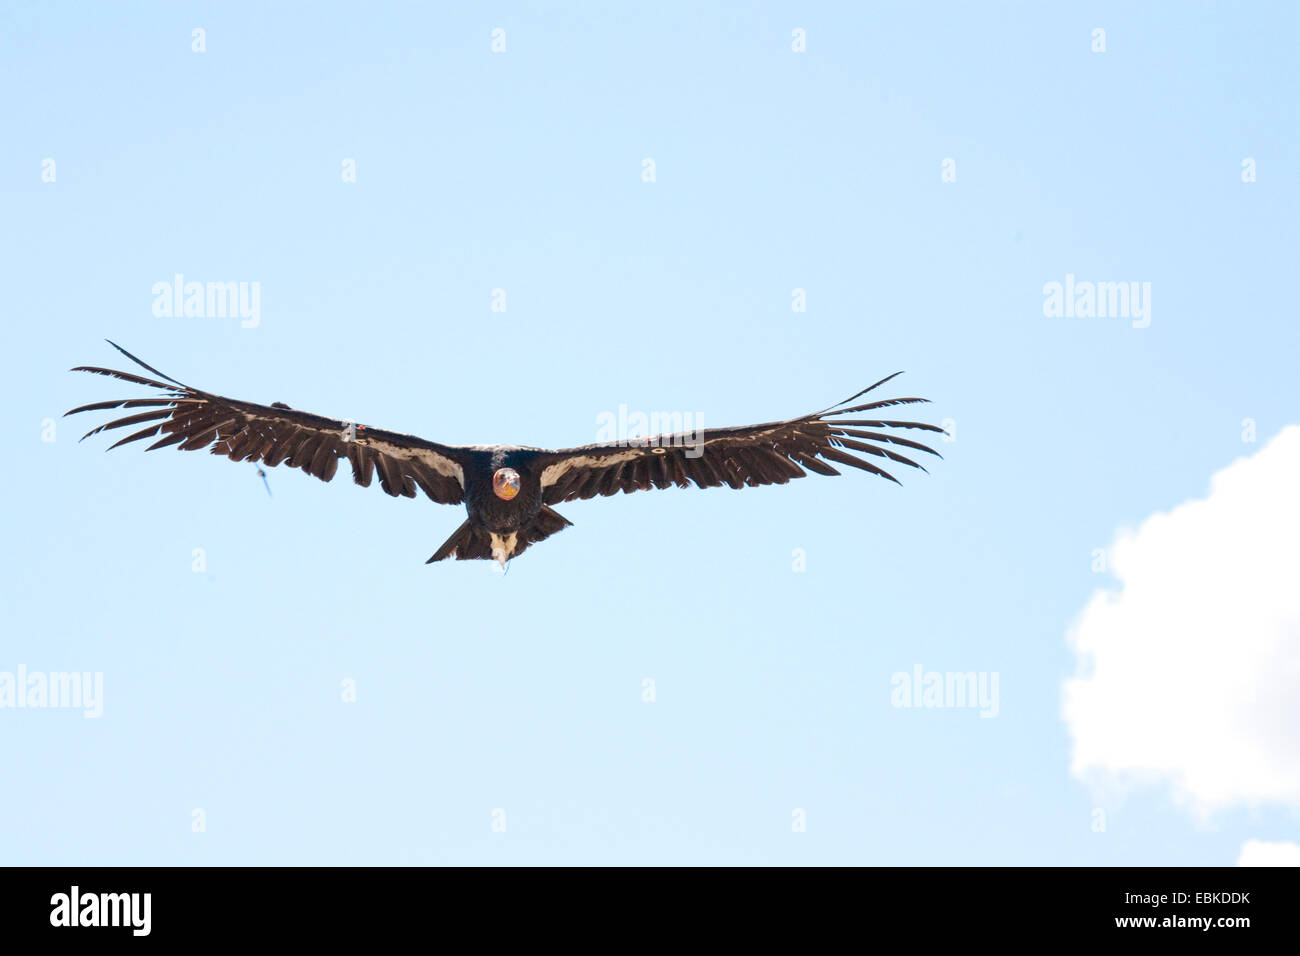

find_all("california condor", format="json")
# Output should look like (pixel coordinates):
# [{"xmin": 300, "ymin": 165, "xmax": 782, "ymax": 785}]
[{"xmin": 68, "ymin": 342, "xmax": 944, "ymax": 566}]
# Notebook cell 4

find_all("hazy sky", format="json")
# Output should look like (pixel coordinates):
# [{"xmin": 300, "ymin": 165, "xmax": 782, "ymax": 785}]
[{"xmin": 2, "ymin": 2, "xmax": 1297, "ymax": 865}]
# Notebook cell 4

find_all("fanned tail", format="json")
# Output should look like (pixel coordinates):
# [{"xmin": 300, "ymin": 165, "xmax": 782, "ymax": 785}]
[{"xmin": 425, "ymin": 507, "xmax": 573, "ymax": 564}]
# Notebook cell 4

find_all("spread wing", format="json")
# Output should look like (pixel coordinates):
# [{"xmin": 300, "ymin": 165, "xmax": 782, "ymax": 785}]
[
  {"xmin": 533, "ymin": 373, "xmax": 944, "ymax": 505},
  {"xmin": 66, "ymin": 342, "xmax": 470, "ymax": 504}
]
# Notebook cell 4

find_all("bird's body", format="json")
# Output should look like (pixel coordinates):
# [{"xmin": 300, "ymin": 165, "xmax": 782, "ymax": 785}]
[
  {"xmin": 469, "ymin": 449, "xmax": 540, "ymax": 534},
  {"xmin": 448, "ymin": 448, "xmax": 562, "ymax": 564},
  {"xmin": 68, "ymin": 342, "xmax": 944, "ymax": 566}
]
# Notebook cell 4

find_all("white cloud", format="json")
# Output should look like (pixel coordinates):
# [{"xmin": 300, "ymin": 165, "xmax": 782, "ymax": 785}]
[
  {"xmin": 1237, "ymin": 839, "xmax": 1300, "ymax": 866},
  {"xmin": 1063, "ymin": 426, "xmax": 1300, "ymax": 814}
]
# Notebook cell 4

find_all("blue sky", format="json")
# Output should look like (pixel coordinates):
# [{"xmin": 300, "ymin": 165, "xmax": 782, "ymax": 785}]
[{"xmin": 2, "ymin": 1, "xmax": 1297, "ymax": 865}]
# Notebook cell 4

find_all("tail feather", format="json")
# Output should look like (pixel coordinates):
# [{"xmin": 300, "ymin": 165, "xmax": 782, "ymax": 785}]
[
  {"xmin": 426, "ymin": 519, "xmax": 481, "ymax": 563},
  {"xmin": 426, "ymin": 506, "xmax": 573, "ymax": 564}
]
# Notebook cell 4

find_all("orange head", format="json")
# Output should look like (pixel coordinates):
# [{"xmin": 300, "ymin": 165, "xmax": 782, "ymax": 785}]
[{"xmin": 492, "ymin": 467, "xmax": 520, "ymax": 501}]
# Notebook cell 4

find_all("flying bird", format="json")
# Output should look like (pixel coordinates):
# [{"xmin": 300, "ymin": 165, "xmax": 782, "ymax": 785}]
[{"xmin": 68, "ymin": 342, "xmax": 944, "ymax": 566}]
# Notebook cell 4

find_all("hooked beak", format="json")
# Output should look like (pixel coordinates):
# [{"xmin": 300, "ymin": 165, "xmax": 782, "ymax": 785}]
[{"xmin": 493, "ymin": 468, "xmax": 521, "ymax": 501}]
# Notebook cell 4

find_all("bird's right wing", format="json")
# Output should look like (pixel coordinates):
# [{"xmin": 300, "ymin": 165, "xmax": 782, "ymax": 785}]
[{"xmin": 66, "ymin": 342, "xmax": 471, "ymax": 505}]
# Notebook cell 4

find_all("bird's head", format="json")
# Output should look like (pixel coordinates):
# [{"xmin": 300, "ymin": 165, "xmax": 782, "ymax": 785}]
[{"xmin": 492, "ymin": 467, "xmax": 521, "ymax": 501}]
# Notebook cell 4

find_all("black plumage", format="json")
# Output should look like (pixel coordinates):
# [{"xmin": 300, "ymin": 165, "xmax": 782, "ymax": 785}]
[{"xmin": 67, "ymin": 342, "xmax": 944, "ymax": 565}]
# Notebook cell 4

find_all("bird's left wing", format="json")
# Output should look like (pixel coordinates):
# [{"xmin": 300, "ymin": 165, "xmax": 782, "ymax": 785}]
[
  {"xmin": 533, "ymin": 373, "xmax": 945, "ymax": 505},
  {"xmin": 66, "ymin": 342, "xmax": 470, "ymax": 504}
]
